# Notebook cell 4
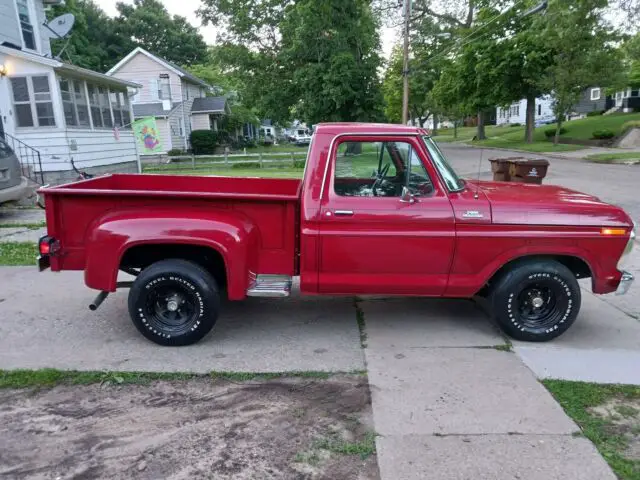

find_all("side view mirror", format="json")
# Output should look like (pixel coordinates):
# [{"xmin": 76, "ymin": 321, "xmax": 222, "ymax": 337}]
[{"xmin": 400, "ymin": 186, "xmax": 415, "ymax": 204}]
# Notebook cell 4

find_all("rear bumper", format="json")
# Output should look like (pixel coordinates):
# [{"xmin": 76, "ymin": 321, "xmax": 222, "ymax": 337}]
[
  {"xmin": 616, "ymin": 271, "xmax": 634, "ymax": 295},
  {"xmin": 0, "ymin": 177, "xmax": 31, "ymax": 204}
]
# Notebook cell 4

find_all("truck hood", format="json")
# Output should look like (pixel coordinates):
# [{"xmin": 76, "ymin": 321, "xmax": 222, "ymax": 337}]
[{"xmin": 468, "ymin": 180, "xmax": 632, "ymax": 227}]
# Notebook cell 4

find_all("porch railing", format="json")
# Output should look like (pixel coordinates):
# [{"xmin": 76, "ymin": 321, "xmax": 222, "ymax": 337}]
[{"xmin": 1, "ymin": 132, "xmax": 44, "ymax": 184}]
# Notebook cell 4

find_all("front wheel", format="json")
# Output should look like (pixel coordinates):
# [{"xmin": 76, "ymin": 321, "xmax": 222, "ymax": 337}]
[
  {"xmin": 128, "ymin": 259, "xmax": 220, "ymax": 346},
  {"xmin": 490, "ymin": 259, "xmax": 581, "ymax": 342}
]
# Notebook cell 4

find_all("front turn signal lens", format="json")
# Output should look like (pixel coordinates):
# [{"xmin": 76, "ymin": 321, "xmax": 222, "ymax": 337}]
[{"xmin": 601, "ymin": 228, "xmax": 627, "ymax": 236}]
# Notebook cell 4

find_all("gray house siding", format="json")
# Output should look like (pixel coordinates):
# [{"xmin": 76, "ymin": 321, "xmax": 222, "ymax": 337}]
[
  {"xmin": 0, "ymin": 0, "xmax": 52, "ymax": 56},
  {"xmin": 573, "ymin": 87, "xmax": 607, "ymax": 114},
  {"xmin": 0, "ymin": 0, "xmax": 22, "ymax": 47},
  {"xmin": 34, "ymin": 0, "xmax": 51, "ymax": 57}
]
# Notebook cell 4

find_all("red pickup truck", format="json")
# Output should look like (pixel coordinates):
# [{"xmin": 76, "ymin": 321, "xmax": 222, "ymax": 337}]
[{"xmin": 38, "ymin": 123, "xmax": 635, "ymax": 346}]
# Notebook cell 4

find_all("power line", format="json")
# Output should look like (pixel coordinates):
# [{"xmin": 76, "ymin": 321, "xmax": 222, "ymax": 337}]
[{"xmin": 422, "ymin": 0, "xmax": 532, "ymax": 64}]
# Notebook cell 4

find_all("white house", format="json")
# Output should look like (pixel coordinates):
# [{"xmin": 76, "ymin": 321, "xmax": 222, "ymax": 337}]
[
  {"xmin": 107, "ymin": 47, "xmax": 231, "ymax": 153},
  {"xmin": 0, "ymin": 0, "xmax": 141, "ymax": 184},
  {"xmin": 496, "ymin": 95, "xmax": 555, "ymax": 126}
]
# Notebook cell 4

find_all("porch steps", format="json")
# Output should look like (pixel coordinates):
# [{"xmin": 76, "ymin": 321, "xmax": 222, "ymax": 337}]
[
  {"xmin": 246, "ymin": 274, "xmax": 292, "ymax": 297},
  {"xmin": 603, "ymin": 106, "xmax": 621, "ymax": 116}
]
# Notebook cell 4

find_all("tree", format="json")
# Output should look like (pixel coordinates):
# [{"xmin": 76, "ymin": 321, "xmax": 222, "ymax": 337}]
[
  {"xmin": 494, "ymin": 3, "xmax": 554, "ymax": 143},
  {"xmin": 114, "ymin": 0, "xmax": 208, "ymax": 66},
  {"xmin": 431, "ymin": 5, "xmax": 515, "ymax": 140},
  {"xmin": 198, "ymin": 0, "xmax": 384, "ymax": 125},
  {"xmin": 47, "ymin": 0, "xmax": 133, "ymax": 71},
  {"xmin": 537, "ymin": 0, "xmax": 625, "ymax": 143}
]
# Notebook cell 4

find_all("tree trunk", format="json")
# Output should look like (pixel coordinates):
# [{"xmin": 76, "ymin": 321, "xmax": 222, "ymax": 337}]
[
  {"xmin": 554, "ymin": 118, "xmax": 563, "ymax": 145},
  {"xmin": 476, "ymin": 111, "xmax": 486, "ymax": 140},
  {"xmin": 345, "ymin": 142, "xmax": 362, "ymax": 155},
  {"xmin": 525, "ymin": 93, "xmax": 536, "ymax": 143},
  {"xmin": 432, "ymin": 113, "xmax": 439, "ymax": 136}
]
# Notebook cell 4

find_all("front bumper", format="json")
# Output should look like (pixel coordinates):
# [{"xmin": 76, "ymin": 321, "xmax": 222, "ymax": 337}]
[{"xmin": 616, "ymin": 271, "xmax": 634, "ymax": 295}]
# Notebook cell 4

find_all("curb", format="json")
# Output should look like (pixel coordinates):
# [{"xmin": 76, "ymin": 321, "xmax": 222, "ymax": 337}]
[{"xmin": 448, "ymin": 143, "xmax": 591, "ymax": 162}]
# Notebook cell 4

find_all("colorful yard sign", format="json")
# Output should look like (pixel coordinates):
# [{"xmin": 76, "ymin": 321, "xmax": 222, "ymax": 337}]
[{"xmin": 132, "ymin": 117, "xmax": 163, "ymax": 153}]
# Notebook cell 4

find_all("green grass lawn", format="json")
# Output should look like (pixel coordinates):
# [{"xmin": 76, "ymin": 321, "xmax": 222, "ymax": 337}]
[
  {"xmin": 144, "ymin": 166, "xmax": 304, "ymax": 178},
  {"xmin": 0, "ymin": 242, "xmax": 36, "ymax": 266},
  {"xmin": 475, "ymin": 138, "xmax": 586, "ymax": 152},
  {"xmin": 544, "ymin": 380, "xmax": 640, "ymax": 480},
  {"xmin": 586, "ymin": 152, "xmax": 640, "ymax": 164},
  {"xmin": 431, "ymin": 112, "xmax": 640, "ymax": 152},
  {"xmin": 238, "ymin": 144, "xmax": 309, "ymax": 154}
]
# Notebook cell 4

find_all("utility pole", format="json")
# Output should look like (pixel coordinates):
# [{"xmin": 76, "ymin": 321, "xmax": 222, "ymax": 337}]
[{"xmin": 401, "ymin": 0, "xmax": 411, "ymax": 125}]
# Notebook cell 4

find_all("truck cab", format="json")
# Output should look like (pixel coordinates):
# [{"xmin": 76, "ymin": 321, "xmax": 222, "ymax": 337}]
[{"xmin": 38, "ymin": 123, "xmax": 635, "ymax": 346}]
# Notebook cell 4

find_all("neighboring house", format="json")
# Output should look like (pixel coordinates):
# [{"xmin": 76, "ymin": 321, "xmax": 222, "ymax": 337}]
[
  {"xmin": 571, "ymin": 86, "xmax": 640, "ymax": 118},
  {"xmin": 0, "ymin": 0, "xmax": 140, "ymax": 184},
  {"xmin": 107, "ymin": 47, "xmax": 230, "ymax": 153},
  {"xmin": 496, "ymin": 95, "xmax": 554, "ymax": 126}
]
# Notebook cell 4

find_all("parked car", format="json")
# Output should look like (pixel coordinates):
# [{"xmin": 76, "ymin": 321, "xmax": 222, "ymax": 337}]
[
  {"xmin": 534, "ymin": 114, "xmax": 556, "ymax": 127},
  {"xmin": 37, "ymin": 123, "xmax": 635, "ymax": 346},
  {"xmin": 0, "ymin": 138, "xmax": 31, "ymax": 205},
  {"xmin": 289, "ymin": 129, "xmax": 312, "ymax": 145}
]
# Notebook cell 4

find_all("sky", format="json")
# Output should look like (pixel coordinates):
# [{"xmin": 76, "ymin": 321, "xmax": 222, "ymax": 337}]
[{"xmin": 95, "ymin": 0, "xmax": 399, "ymax": 60}]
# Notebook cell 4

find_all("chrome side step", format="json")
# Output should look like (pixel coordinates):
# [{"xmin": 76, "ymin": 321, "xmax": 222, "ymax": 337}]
[{"xmin": 247, "ymin": 274, "xmax": 292, "ymax": 297}]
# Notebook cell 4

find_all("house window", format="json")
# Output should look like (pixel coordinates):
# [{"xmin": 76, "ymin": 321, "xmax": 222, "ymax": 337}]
[
  {"xmin": 87, "ymin": 84, "xmax": 113, "ymax": 128},
  {"xmin": 121, "ymin": 93, "xmax": 131, "ymax": 128},
  {"xmin": 59, "ymin": 77, "xmax": 90, "ymax": 128},
  {"xmin": 110, "ymin": 91, "xmax": 122, "ymax": 127},
  {"xmin": 16, "ymin": 0, "xmax": 36, "ymax": 50},
  {"xmin": 98, "ymin": 87, "xmax": 113, "ymax": 128},
  {"xmin": 158, "ymin": 75, "xmax": 171, "ymax": 100},
  {"xmin": 590, "ymin": 88, "xmax": 601, "ymax": 101},
  {"xmin": 87, "ymin": 84, "xmax": 102, "ymax": 128},
  {"xmin": 537, "ymin": 104, "xmax": 542, "ymax": 116},
  {"xmin": 10, "ymin": 76, "xmax": 55, "ymax": 127}
]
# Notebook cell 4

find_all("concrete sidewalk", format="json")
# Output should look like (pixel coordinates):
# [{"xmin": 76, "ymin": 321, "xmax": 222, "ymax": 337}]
[{"xmin": 360, "ymin": 297, "xmax": 617, "ymax": 480}]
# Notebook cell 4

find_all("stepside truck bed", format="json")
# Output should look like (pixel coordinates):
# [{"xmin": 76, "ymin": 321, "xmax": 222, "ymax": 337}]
[{"xmin": 42, "ymin": 173, "xmax": 301, "ymax": 281}]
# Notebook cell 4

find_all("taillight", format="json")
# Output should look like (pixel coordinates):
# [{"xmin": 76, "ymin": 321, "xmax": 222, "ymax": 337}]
[{"xmin": 38, "ymin": 236, "xmax": 59, "ymax": 256}]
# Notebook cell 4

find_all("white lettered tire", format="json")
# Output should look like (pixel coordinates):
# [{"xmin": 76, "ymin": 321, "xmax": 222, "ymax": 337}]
[
  {"xmin": 490, "ymin": 259, "xmax": 581, "ymax": 342},
  {"xmin": 128, "ymin": 259, "xmax": 220, "ymax": 346}
]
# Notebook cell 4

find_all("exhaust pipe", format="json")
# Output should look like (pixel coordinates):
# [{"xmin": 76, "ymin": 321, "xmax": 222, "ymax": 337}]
[{"xmin": 89, "ymin": 291, "xmax": 109, "ymax": 311}]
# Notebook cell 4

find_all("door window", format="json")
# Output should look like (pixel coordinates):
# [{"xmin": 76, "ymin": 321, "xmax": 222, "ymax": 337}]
[{"xmin": 333, "ymin": 140, "xmax": 433, "ymax": 198}]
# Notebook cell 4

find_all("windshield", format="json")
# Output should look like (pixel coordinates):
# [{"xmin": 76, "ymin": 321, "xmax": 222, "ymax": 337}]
[{"xmin": 422, "ymin": 136, "xmax": 464, "ymax": 192}]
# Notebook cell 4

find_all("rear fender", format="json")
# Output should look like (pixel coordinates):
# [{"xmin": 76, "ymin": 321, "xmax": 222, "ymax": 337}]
[{"xmin": 84, "ymin": 210, "xmax": 258, "ymax": 299}]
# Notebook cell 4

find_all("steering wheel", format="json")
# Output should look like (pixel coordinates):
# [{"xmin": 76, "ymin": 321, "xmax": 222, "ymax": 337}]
[{"xmin": 372, "ymin": 163, "xmax": 391, "ymax": 196}]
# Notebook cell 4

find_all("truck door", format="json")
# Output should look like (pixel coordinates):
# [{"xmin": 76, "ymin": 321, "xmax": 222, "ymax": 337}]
[{"xmin": 318, "ymin": 135, "xmax": 456, "ymax": 295}]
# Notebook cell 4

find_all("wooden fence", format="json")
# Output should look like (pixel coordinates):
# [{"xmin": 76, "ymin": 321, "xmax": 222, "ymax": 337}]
[{"xmin": 143, "ymin": 151, "xmax": 309, "ymax": 171}]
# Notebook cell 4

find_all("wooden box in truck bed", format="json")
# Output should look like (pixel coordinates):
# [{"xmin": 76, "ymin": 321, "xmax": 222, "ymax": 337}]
[{"xmin": 42, "ymin": 173, "xmax": 301, "ymax": 275}]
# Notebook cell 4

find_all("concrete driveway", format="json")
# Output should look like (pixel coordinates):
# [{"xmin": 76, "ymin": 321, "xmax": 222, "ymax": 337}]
[{"xmin": 0, "ymin": 269, "xmax": 364, "ymax": 373}]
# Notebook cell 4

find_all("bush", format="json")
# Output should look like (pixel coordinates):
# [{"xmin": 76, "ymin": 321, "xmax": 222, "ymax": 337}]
[
  {"xmin": 510, "ymin": 123, "xmax": 521, "ymax": 127},
  {"xmin": 231, "ymin": 162, "xmax": 261, "ymax": 169},
  {"xmin": 294, "ymin": 160, "xmax": 306, "ymax": 169},
  {"xmin": 621, "ymin": 120, "xmax": 640, "ymax": 134},
  {"xmin": 167, "ymin": 148, "xmax": 185, "ymax": 156},
  {"xmin": 586, "ymin": 110, "xmax": 604, "ymax": 117},
  {"xmin": 190, "ymin": 130, "xmax": 218, "ymax": 155},
  {"xmin": 544, "ymin": 127, "xmax": 567, "ymax": 138},
  {"xmin": 591, "ymin": 129, "xmax": 615, "ymax": 139}
]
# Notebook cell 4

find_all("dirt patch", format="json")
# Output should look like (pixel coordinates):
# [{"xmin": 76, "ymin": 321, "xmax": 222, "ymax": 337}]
[
  {"xmin": 589, "ymin": 397, "xmax": 640, "ymax": 460},
  {"xmin": 0, "ymin": 375, "xmax": 378, "ymax": 479}
]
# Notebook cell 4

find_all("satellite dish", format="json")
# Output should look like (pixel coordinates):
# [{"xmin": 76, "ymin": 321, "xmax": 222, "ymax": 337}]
[{"xmin": 44, "ymin": 13, "xmax": 75, "ymax": 39}]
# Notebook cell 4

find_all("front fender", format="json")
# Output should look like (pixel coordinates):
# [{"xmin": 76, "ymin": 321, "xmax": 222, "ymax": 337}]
[{"xmin": 84, "ymin": 209, "xmax": 257, "ymax": 299}]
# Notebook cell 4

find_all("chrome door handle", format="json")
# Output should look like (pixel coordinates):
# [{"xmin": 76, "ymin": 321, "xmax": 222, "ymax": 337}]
[{"xmin": 334, "ymin": 210, "xmax": 354, "ymax": 216}]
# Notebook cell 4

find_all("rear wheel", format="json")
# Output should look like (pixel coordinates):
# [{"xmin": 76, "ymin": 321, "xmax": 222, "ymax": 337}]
[
  {"xmin": 128, "ymin": 259, "xmax": 220, "ymax": 346},
  {"xmin": 490, "ymin": 259, "xmax": 581, "ymax": 342}
]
